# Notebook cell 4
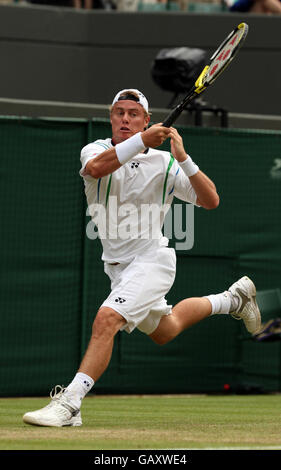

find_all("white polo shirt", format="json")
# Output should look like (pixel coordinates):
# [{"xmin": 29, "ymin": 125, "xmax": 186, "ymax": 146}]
[{"xmin": 80, "ymin": 138, "xmax": 198, "ymax": 264}]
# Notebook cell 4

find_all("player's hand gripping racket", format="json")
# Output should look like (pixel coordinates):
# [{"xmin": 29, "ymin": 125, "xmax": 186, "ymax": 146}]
[{"xmin": 162, "ymin": 22, "xmax": 248, "ymax": 128}]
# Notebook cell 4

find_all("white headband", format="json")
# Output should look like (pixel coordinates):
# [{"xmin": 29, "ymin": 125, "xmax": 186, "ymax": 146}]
[{"xmin": 112, "ymin": 89, "xmax": 149, "ymax": 113}]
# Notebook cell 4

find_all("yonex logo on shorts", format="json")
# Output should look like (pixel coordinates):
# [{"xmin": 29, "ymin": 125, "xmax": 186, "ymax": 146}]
[{"xmin": 115, "ymin": 297, "xmax": 126, "ymax": 304}]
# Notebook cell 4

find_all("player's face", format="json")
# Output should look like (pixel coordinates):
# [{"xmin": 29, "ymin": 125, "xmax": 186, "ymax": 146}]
[{"xmin": 111, "ymin": 101, "xmax": 150, "ymax": 144}]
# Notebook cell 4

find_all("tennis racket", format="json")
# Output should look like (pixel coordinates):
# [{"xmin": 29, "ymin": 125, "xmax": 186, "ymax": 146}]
[{"xmin": 162, "ymin": 22, "xmax": 249, "ymax": 128}]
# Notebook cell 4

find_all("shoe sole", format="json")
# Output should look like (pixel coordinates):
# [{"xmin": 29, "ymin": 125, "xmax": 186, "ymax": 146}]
[{"xmin": 23, "ymin": 414, "xmax": 82, "ymax": 427}]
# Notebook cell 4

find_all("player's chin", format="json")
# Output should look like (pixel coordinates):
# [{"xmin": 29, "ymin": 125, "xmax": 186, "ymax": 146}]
[{"xmin": 119, "ymin": 131, "xmax": 134, "ymax": 140}]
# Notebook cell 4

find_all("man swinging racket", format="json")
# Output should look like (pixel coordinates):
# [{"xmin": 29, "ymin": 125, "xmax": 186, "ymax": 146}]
[{"xmin": 23, "ymin": 89, "xmax": 261, "ymax": 427}]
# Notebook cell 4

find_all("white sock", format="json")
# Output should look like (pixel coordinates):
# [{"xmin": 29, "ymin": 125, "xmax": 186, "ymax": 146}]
[
  {"xmin": 205, "ymin": 291, "xmax": 239, "ymax": 315},
  {"xmin": 64, "ymin": 372, "xmax": 94, "ymax": 409}
]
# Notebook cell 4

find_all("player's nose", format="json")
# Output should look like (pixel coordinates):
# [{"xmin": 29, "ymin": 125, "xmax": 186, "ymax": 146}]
[{"xmin": 122, "ymin": 112, "xmax": 129, "ymax": 122}]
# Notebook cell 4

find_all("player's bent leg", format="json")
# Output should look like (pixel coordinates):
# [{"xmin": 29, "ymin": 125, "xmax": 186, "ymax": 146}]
[
  {"xmin": 149, "ymin": 276, "xmax": 261, "ymax": 346},
  {"xmin": 149, "ymin": 297, "xmax": 212, "ymax": 345},
  {"xmin": 23, "ymin": 307, "xmax": 126, "ymax": 427}
]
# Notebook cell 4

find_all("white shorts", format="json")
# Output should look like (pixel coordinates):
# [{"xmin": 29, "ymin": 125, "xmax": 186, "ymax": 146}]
[{"xmin": 101, "ymin": 246, "xmax": 176, "ymax": 335}]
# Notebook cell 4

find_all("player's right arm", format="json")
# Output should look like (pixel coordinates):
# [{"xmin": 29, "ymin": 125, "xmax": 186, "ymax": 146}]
[
  {"xmin": 84, "ymin": 124, "xmax": 170, "ymax": 179},
  {"xmin": 83, "ymin": 147, "xmax": 120, "ymax": 179}
]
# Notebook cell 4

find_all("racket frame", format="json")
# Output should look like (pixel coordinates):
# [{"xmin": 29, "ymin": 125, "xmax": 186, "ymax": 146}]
[{"xmin": 162, "ymin": 23, "xmax": 248, "ymax": 128}]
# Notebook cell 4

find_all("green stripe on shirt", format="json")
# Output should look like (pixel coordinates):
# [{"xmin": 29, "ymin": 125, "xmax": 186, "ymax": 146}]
[
  {"xmin": 162, "ymin": 154, "xmax": 175, "ymax": 204},
  {"xmin": 105, "ymin": 174, "xmax": 112, "ymax": 208},
  {"xmin": 96, "ymin": 141, "xmax": 111, "ymax": 151}
]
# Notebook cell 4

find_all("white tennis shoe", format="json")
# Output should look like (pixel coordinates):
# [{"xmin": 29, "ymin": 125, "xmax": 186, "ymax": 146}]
[
  {"xmin": 229, "ymin": 276, "xmax": 261, "ymax": 334},
  {"xmin": 23, "ymin": 385, "xmax": 82, "ymax": 427}
]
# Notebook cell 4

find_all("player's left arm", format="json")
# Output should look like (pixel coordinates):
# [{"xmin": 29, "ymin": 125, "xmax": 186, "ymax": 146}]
[
  {"xmin": 188, "ymin": 171, "xmax": 219, "ymax": 209},
  {"xmin": 170, "ymin": 127, "xmax": 219, "ymax": 210}
]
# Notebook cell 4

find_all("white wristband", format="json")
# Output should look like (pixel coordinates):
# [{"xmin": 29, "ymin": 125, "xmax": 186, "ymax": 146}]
[
  {"xmin": 179, "ymin": 155, "xmax": 199, "ymax": 177},
  {"xmin": 115, "ymin": 132, "xmax": 145, "ymax": 165}
]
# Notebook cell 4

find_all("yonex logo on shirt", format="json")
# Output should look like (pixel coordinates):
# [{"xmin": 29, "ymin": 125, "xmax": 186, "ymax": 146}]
[
  {"xmin": 131, "ymin": 162, "xmax": 140, "ymax": 169},
  {"xmin": 115, "ymin": 297, "xmax": 126, "ymax": 304}
]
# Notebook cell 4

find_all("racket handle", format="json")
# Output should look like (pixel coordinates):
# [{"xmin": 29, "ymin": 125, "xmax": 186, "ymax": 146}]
[
  {"xmin": 162, "ymin": 87, "xmax": 197, "ymax": 127},
  {"xmin": 162, "ymin": 105, "xmax": 183, "ymax": 128}
]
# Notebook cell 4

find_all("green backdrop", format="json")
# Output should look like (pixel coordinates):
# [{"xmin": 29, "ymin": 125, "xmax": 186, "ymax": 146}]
[{"xmin": 1, "ymin": 116, "xmax": 281, "ymax": 396}]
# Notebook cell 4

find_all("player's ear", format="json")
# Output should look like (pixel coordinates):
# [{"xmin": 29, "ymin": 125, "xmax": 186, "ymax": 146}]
[{"xmin": 144, "ymin": 114, "xmax": 150, "ymax": 130}]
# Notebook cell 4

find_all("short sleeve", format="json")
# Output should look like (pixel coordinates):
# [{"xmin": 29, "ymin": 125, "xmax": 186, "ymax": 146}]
[{"xmin": 79, "ymin": 140, "xmax": 111, "ymax": 177}]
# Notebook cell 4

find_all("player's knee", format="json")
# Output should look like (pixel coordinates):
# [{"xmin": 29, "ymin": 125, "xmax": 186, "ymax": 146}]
[
  {"xmin": 92, "ymin": 307, "xmax": 125, "ymax": 339},
  {"xmin": 149, "ymin": 332, "xmax": 174, "ymax": 346},
  {"xmin": 149, "ymin": 316, "xmax": 178, "ymax": 345},
  {"xmin": 151, "ymin": 337, "xmax": 169, "ymax": 346}
]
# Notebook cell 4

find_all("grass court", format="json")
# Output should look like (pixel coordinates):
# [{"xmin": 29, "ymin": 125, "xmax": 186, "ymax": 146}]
[{"xmin": 1, "ymin": 394, "xmax": 281, "ymax": 450}]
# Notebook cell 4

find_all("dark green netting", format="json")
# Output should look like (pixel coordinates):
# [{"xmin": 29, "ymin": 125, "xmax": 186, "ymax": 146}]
[{"xmin": 1, "ymin": 116, "xmax": 280, "ymax": 396}]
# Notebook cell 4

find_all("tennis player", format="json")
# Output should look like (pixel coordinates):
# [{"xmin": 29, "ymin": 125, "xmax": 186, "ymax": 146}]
[{"xmin": 23, "ymin": 89, "xmax": 261, "ymax": 427}]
